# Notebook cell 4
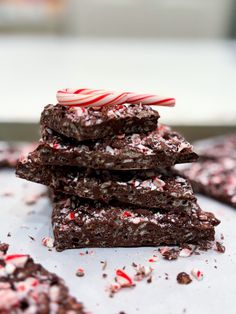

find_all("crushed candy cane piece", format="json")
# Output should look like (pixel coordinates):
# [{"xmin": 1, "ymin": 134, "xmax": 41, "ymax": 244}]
[
  {"xmin": 4, "ymin": 254, "xmax": 29, "ymax": 268},
  {"xmin": 42, "ymin": 236, "xmax": 54, "ymax": 249},
  {"xmin": 66, "ymin": 212, "xmax": 75, "ymax": 221},
  {"xmin": 133, "ymin": 265, "xmax": 153, "ymax": 281},
  {"xmin": 76, "ymin": 268, "xmax": 85, "ymax": 277},
  {"xmin": 191, "ymin": 268, "xmax": 204, "ymax": 281},
  {"xmin": 179, "ymin": 248, "xmax": 192, "ymax": 257},
  {"xmin": 116, "ymin": 269, "xmax": 133, "ymax": 286}
]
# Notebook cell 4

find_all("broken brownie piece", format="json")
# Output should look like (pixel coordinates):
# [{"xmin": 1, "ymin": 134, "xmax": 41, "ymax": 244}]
[
  {"xmin": 40, "ymin": 103, "xmax": 160, "ymax": 141},
  {"xmin": 16, "ymin": 156, "xmax": 196, "ymax": 210},
  {"xmin": 179, "ymin": 157, "xmax": 236, "ymax": 208},
  {"xmin": 31, "ymin": 124, "xmax": 198, "ymax": 170},
  {"xmin": 0, "ymin": 253, "xmax": 85, "ymax": 313},
  {"xmin": 51, "ymin": 192, "xmax": 220, "ymax": 251}
]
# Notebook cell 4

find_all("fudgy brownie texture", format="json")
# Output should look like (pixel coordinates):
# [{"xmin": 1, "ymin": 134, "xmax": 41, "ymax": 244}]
[
  {"xmin": 179, "ymin": 157, "xmax": 236, "ymax": 208},
  {"xmin": 51, "ymin": 192, "xmax": 220, "ymax": 251},
  {"xmin": 16, "ymin": 156, "xmax": 196, "ymax": 210},
  {"xmin": 32, "ymin": 124, "xmax": 198, "ymax": 170},
  {"xmin": 0, "ymin": 142, "xmax": 36, "ymax": 168},
  {"xmin": 40, "ymin": 103, "xmax": 160, "ymax": 141},
  {"xmin": 0, "ymin": 252, "xmax": 84, "ymax": 313}
]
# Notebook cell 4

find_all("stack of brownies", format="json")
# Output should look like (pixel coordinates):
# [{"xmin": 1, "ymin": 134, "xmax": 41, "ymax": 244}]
[{"xmin": 16, "ymin": 102, "xmax": 220, "ymax": 251}]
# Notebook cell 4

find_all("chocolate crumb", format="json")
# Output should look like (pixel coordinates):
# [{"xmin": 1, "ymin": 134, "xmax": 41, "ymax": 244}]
[
  {"xmin": 100, "ymin": 260, "xmax": 107, "ymax": 271},
  {"xmin": 132, "ymin": 262, "xmax": 137, "ymax": 268},
  {"xmin": 7, "ymin": 232, "xmax": 11, "ymax": 237},
  {"xmin": 76, "ymin": 268, "xmax": 85, "ymax": 277},
  {"xmin": 220, "ymin": 234, "xmax": 224, "ymax": 240},
  {"xmin": 28, "ymin": 235, "xmax": 35, "ymax": 241},
  {"xmin": 214, "ymin": 266, "xmax": 217, "ymax": 269},
  {"xmin": 177, "ymin": 272, "xmax": 192, "ymax": 285},
  {"xmin": 0, "ymin": 243, "xmax": 9, "ymax": 254},
  {"xmin": 102, "ymin": 273, "xmax": 108, "ymax": 278},
  {"xmin": 162, "ymin": 248, "xmax": 179, "ymax": 260},
  {"xmin": 215, "ymin": 241, "xmax": 225, "ymax": 253},
  {"xmin": 147, "ymin": 276, "xmax": 152, "ymax": 283}
]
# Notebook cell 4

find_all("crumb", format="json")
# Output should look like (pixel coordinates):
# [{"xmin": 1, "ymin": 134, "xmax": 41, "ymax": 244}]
[
  {"xmin": 0, "ymin": 243, "xmax": 9, "ymax": 254},
  {"xmin": 220, "ymin": 234, "xmax": 224, "ymax": 240},
  {"xmin": 42, "ymin": 236, "xmax": 54, "ymax": 248},
  {"xmin": 134, "ymin": 265, "xmax": 153, "ymax": 281},
  {"xmin": 23, "ymin": 194, "xmax": 40, "ymax": 205},
  {"xmin": 28, "ymin": 235, "xmax": 35, "ymax": 241},
  {"xmin": 7, "ymin": 232, "xmax": 11, "ymax": 237},
  {"xmin": 214, "ymin": 241, "xmax": 225, "ymax": 253},
  {"xmin": 102, "ymin": 273, "xmax": 108, "ymax": 278},
  {"xmin": 100, "ymin": 260, "xmax": 107, "ymax": 271},
  {"xmin": 147, "ymin": 276, "xmax": 152, "ymax": 283},
  {"xmin": 191, "ymin": 268, "xmax": 203, "ymax": 281},
  {"xmin": 177, "ymin": 272, "xmax": 192, "ymax": 285},
  {"xmin": 161, "ymin": 248, "xmax": 179, "ymax": 260},
  {"xmin": 214, "ymin": 266, "xmax": 217, "ymax": 269},
  {"xmin": 76, "ymin": 268, "xmax": 85, "ymax": 277},
  {"xmin": 132, "ymin": 262, "xmax": 137, "ymax": 267}
]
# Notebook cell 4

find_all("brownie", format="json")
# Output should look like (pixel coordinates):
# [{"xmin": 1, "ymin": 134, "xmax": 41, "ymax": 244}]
[
  {"xmin": 32, "ymin": 124, "xmax": 198, "ymax": 170},
  {"xmin": 0, "ymin": 142, "xmax": 36, "ymax": 168},
  {"xmin": 51, "ymin": 192, "xmax": 220, "ymax": 251},
  {"xmin": 0, "ymin": 252, "xmax": 84, "ymax": 313},
  {"xmin": 179, "ymin": 157, "xmax": 236, "ymax": 208},
  {"xmin": 40, "ymin": 103, "xmax": 160, "ymax": 141},
  {"xmin": 16, "ymin": 156, "xmax": 196, "ymax": 210}
]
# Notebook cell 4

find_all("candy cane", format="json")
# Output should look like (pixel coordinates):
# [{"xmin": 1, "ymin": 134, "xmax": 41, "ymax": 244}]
[{"xmin": 56, "ymin": 88, "xmax": 175, "ymax": 108}]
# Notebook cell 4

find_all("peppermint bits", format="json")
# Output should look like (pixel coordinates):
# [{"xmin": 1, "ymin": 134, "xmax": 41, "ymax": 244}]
[
  {"xmin": 42, "ymin": 236, "xmax": 54, "ymax": 249},
  {"xmin": 191, "ymin": 268, "xmax": 204, "ymax": 281}
]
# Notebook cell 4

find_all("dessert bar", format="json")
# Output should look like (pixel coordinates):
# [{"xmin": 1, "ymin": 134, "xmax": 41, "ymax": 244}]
[
  {"xmin": 32, "ymin": 124, "xmax": 198, "ymax": 170},
  {"xmin": 16, "ymin": 156, "xmax": 196, "ymax": 210},
  {"xmin": 51, "ymin": 192, "xmax": 220, "ymax": 251},
  {"xmin": 40, "ymin": 103, "xmax": 160, "ymax": 141},
  {"xmin": 0, "ymin": 252, "xmax": 84, "ymax": 313}
]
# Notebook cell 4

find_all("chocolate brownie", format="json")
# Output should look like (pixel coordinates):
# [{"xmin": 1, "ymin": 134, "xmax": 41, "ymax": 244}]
[
  {"xmin": 40, "ymin": 103, "xmax": 160, "ymax": 141},
  {"xmin": 179, "ymin": 157, "xmax": 236, "ymax": 208},
  {"xmin": 32, "ymin": 124, "xmax": 198, "ymax": 170},
  {"xmin": 0, "ymin": 252, "xmax": 84, "ymax": 313},
  {"xmin": 16, "ymin": 156, "xmax": 196, "ymax": 210},
  {"xmin": 51, "ymin": 192, "xmax": 220, "ymax": 251}
]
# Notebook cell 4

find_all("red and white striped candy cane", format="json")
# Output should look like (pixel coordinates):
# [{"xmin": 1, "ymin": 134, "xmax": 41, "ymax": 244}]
[
  {"xmin": 56, "ymin": 88, "xmax": 175, "ymax": 108},
  {"xmin": 126, "ymin": 92, "xmax": 175, "ymax": 106},
  {"xmin": 57, "ymin": 88, "xmax": 128, "ymax": 107}
]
